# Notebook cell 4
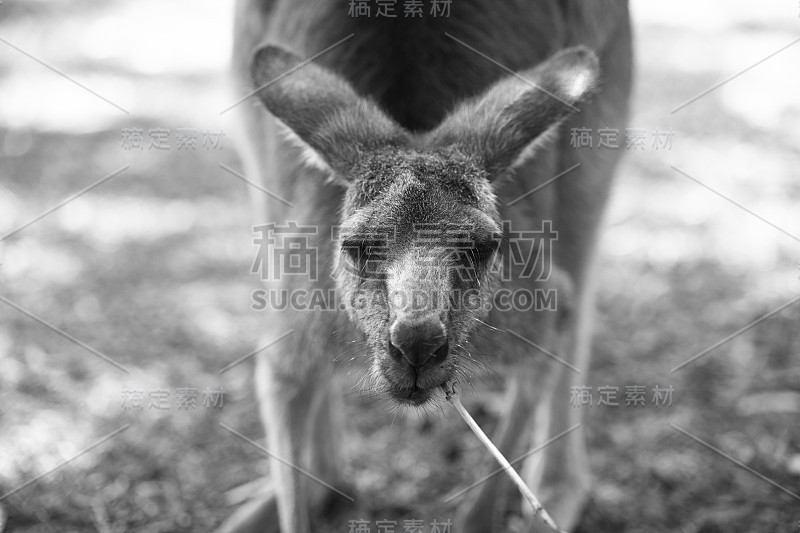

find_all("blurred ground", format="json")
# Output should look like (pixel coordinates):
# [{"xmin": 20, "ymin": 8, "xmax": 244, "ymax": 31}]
[{"xmin": 1, "ymin": 1, "xmax": 799, "ymax": 532}]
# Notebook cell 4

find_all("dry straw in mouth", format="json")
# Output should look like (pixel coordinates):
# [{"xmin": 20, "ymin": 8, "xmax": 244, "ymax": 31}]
[{"xmin": 442, "ymin": 382, "xmax": 565, "ymax": 533}]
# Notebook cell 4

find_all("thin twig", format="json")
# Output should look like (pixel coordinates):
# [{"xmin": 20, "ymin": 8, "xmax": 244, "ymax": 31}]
[{"xmin": 442, "ymin": 382, "xmax": 565, "ymax": 533}]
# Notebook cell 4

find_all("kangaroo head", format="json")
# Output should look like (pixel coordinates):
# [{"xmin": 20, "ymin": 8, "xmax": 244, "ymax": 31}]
[{"xmin": 251, "ymin": 45, "xmax": 598, "ymax": 406}]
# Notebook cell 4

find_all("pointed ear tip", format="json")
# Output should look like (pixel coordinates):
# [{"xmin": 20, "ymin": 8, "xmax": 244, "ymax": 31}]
[
  {"xmin": 250, "ymin": 45, "xmax": 296, "ymax": 83},
  {"xmin": 252, "ymin": 44, "xmax": 284, "ymax": 64},
  {"xmin": 563, "ymin": 46, "xmax": 600, "ymax": 74},
  {"xmin": 557, "ymin": 47, "xmax": 600, "ymax": 99}
]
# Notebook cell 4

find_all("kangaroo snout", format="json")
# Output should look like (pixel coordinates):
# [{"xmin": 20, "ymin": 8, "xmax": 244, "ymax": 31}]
[
  {"xmin": 389, "ymin": 318, "xmax": 449, "ymax": 370},
  {"xmin": 384, "ymin": 314, "xmax": 452, "ymax": 404}
]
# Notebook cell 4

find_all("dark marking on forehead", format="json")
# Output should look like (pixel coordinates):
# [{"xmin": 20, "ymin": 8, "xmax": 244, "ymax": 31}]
[{"xmin": 346, "ymin": 148, "xmax": 487, "ymax": 210}]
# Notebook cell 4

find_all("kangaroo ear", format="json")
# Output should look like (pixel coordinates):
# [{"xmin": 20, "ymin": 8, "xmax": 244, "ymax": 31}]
[
  {"xmin": 251, "ymin": 45, "xmax": 409, "ymax": 177},
  {"xmin": 425, "ymin": 46, "xmax": 599, "ymax": 179}
]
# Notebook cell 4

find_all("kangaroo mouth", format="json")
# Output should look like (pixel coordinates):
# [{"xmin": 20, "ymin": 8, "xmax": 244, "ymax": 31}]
[
  {"xmin": 388, "ymin": 385, "xmax": 436, "ymax": 405},
  {"xmin": 385, "ymin": 376, "xmax": 451, "ymax": 405},
  {"xmin": 379, "ymin": 354, "xmax": 454, "ymax": 406}
]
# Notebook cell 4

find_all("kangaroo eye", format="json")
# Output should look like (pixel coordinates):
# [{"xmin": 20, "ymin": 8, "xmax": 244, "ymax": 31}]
[
  {"xmin": 342, "ymin": 240, "xmax": 385, "ymax": 261},
  {"xmin": 341, "ymin": 239, "xmax": 389, "ymax": 280},
  {"xmin": 470, "ymin": 239, "xmax": 499, "ymax": 264},
  {"xmin": 341, "ymin": 239, "xmax": 362, "ymax": 259}
]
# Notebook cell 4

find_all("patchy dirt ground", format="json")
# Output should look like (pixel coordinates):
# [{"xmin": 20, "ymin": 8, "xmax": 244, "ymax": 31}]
[{"xmin": 1, "ymin": 1, "xmax": 799, "ymax": 532}]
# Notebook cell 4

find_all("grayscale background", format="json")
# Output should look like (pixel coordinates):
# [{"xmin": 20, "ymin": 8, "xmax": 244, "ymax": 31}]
[{"xmin": 0, "ymin": 1, "xmax": 798, "ymax": 532}]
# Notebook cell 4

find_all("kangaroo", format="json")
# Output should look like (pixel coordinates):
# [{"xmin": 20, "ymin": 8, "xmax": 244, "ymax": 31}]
[{"xmin": 221, "ymin": 1, "xmax": 632, "ymax": 532}]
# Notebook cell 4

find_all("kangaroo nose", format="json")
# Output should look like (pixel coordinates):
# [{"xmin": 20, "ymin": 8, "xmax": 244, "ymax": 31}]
[{"xmin": 389, "ymin": 319, "xmax": 448, "ymax": 368}]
